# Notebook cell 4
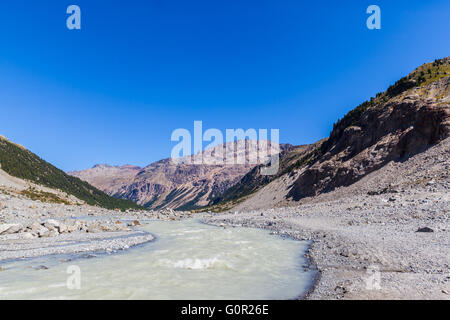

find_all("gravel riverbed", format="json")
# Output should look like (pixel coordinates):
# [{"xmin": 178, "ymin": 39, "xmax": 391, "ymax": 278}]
[
  {"xmin": 0, "ymin": 194, "xmax": 192, "ymax": 262},
  {"xmin": 205, "ymin": 188, "xmax": 450, "ymax": 300},
  {"xmin": 1, "ymin": 146, "xmax": 449, "ymax": 300}
]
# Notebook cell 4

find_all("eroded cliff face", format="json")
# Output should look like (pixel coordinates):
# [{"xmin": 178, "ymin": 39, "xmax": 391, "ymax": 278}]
[{"xmin": 288, "ymin": 76, "xmax": 450, "ymax": 201}]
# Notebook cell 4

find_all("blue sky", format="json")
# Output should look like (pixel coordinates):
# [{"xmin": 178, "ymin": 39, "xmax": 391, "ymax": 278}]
[{"xmin": 1, "ymin": 0, "xmax": 449, "ymax": 171}]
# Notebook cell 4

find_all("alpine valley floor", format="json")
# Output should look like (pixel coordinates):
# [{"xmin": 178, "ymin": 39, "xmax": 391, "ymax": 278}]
[
  {"xmin": 0, "ymin": 139, "xmax": 449, "ymax": 299},
  {"xmin": 206, "ymin": 138, "xmax": 450, "ymax": 300}
]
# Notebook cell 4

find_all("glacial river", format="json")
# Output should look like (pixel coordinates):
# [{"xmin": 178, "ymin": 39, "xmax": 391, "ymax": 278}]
[{"xmin": 0, "ymin": 219, "xmax": 315, "ymax": 299}]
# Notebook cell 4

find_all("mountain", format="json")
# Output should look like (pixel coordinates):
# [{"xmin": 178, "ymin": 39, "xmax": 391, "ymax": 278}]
[
  {"xmin": 209, "ymin": 57, "xmax": 450, "ymax": 210},
  {"xmin": 68, "ymin": 164, "xmax": 142, "ymax": 196},
  {"xmin": 206, "ymin": 140, "xmax": 325, "ymax": 211},
  {"xmin": 70, "ymin": 140, "xmax": 289, "ymax": 210},
  {"xmin": 69, "ymin": 57, "xmax": 450, "ymax": 212},
  {"xmin": 287, "ymin": 58, "xmax": 449, "ymax": 200},
  {"xmin": 0, "ymin": 135, "xmax": 142, "ymax": 210}
]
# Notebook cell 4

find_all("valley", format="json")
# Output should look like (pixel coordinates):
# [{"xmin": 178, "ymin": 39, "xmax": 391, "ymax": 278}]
[{"xmin": 0, "ymin": 57, "xmax": 449, "ymax": 300}]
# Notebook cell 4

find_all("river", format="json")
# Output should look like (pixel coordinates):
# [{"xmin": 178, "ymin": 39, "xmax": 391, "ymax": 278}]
[{"xmin": 0, "ymin": 219, "xmax": 315, "ymax": 299}]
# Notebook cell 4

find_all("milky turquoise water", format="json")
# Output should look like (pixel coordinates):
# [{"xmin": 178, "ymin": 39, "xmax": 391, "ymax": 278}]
[{"xmin": 0, "ymin": 219, "xmax": 314, "ymax": 299}]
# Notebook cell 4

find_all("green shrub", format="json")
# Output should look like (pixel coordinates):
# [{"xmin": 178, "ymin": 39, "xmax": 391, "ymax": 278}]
[{"xmin": 0, "ymin": 138, "xmax": 142, "ymax": 210}]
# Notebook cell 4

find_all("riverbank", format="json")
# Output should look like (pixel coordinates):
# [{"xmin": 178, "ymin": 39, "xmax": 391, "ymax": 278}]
[
  {"xmin": 0, "ymin": 230, "xmax": 155, "ymax": 262},
  {"xmin": 0, "ymin": 193, "xmax": 192, "ymax": 262},
  {"xmin": 205, "ymin": 138, "xmax": 450, "ymax": 300},
  {"xmin": 0, "ymin": 218, "xmax": 312, "ymax": 299},
  {"xmin": 205, "ymin": 186, "xmax": 450, "ymax": 300},
  {"xmin": 1, "ymin": 161, "xmax": 448, "ymax": 299}
]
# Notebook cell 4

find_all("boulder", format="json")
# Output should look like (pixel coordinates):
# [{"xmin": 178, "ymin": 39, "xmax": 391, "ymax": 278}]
[
  {"xmin": 27, "ymin": 221, "xmax": 42, "ymax": 232},
  {"xmin": 66, "ymin": 223, "xmax": 78, "ymax": 233},
  {"xmin": 22, "ymin": 232, "xmax": 36, "ymax": 239},
  {"xmin": 57, "ymin": 222, "xmax": 68, "ymax": 233},
  {"xmin": 87, "ymin": 223, "xmax": 101, "ymax": 233},
  {"xmin": 48, "ymin": 229, "xmax": 59, "ymax": 237},
  {"xmin": 416, "ymin": 227, "xmax": 434, "ymax": 233},
  {"xmin": 35, "ymin": 265, "xmax": 49, "ymax": 270},
  {"xmin": 100, "ymin": 224, "xmax": 116, "ymax": 232},
  {"xmin": 0, "ymin": 223, "xmax": 23, "ymax": 235},
  {"xmin": 37, "ymin": 226, "xmax": 50, "ymax": 237},
  {"xmin": 44, "ymin": 219, "xmax": 60, "ymax": 230}
]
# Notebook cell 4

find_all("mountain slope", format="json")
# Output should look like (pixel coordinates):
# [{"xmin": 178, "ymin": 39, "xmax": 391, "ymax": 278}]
[
  {"xmin": 0, "ymin": 136, "xmax": 141, "ymax": 210},
  {"xmin": 71, "ymin": 140, "xmax": 288, "ymax": 210},
  {"xmin": 68, "ymin": 164, "xmax": 142, "ymax": 196},
  {"xmin": 287, "ymin": 57, "xmax": 450, "ymax": 201},
  {"xmin": 212, "ymin": 57, "xmax": 450, "ymax": 210},
  {"xmin": 206, "ymin": 141, "xmax": 325, "ymax": 211}
]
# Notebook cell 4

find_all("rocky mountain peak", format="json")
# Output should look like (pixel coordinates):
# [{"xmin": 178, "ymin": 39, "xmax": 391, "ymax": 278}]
[{"xmin": 69, "ymin": 139, "xmax": 287, "ymax": 210}]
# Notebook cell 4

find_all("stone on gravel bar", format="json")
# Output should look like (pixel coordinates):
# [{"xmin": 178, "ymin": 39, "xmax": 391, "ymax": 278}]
[
  {"xmin": 0, "ymin": 223, "xmax": 23, "ymax": 235},
  {"xmin": 416, "ymin": 227, "xmax": 434, "ymax": 233}
]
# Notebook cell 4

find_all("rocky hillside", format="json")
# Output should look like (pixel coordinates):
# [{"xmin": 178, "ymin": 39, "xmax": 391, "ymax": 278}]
[
  {"xmin": 69, "ymin": 57, "xmax": 450, "ymax": 212},
  {"xmin": 0, "ymin": 136, "xmax": 141, "ymax": 210},
  {"xmin": 212, "ymin": 57, "xmax": 450, "ymax": 210},
  {"xmin": 206, "ymin": 141, "xmax": 325, "ymax": 211},
  {"xmin": 287, "ymin": 57, "xmax": 449, "ymax": 201},
  {"xmin": 70, "ymin": 140, "xmax": 288, "ymax": 210},
  {"xmin": 68, "ymin": 164, "xmax": 142, "ymax": 196}
]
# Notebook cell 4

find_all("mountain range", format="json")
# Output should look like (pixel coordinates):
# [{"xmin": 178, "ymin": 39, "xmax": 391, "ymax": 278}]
[
  {"xmin": 69, "ymin": 57, "xmax": 450, "ymax": 211},
  {"xmin": 69, "ymin": 140, "xmax": 288, "ymax": 210},
  {"xmin": 2, "ymin": 57, "xmax": 448, "ymax": 213}
]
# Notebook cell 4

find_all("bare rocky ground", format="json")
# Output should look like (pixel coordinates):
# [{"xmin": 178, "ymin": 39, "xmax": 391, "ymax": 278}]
[
  {"xmin": 1, "ymin": 138, "xmax": 448, "ymax": 300},
  {"xmin": 0, "ymin": 191, "xmax": 192, "ymax": 262},
  {"xmin": 206, "ymin": 138, "xmax": 450, "ymax": 300}
]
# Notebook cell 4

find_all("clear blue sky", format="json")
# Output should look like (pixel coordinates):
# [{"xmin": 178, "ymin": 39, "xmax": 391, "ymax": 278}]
[{"xmin": 1, "ymin": 0, "xmax": 449, "ymax": 171}]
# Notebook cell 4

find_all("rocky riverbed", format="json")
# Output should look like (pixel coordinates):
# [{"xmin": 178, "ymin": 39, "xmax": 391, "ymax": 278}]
[
  {"xmin": 1, "ymin": 137, "xmax": 449, "ymax": 299},
  {"xmin": 0, "ymin": 193, "xmax": 193, "ymax": 262},
  {"xmin": 1, "ymin": 184, "xmax": 449, "ymax": 300},
  {"xmin": 205, "ymin": 190, "xmax": 450, "ymax": 299},
  {"xmin": 204, "ymin": 136, "xmax": 450, "ymax": 300},
  {"xmin": 1, "ymin": 182, "xmax": 449, "ymax": 299},
  {"xmin": 205, "ymin": 146, "xmax": 450, "ymax": 300}
]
